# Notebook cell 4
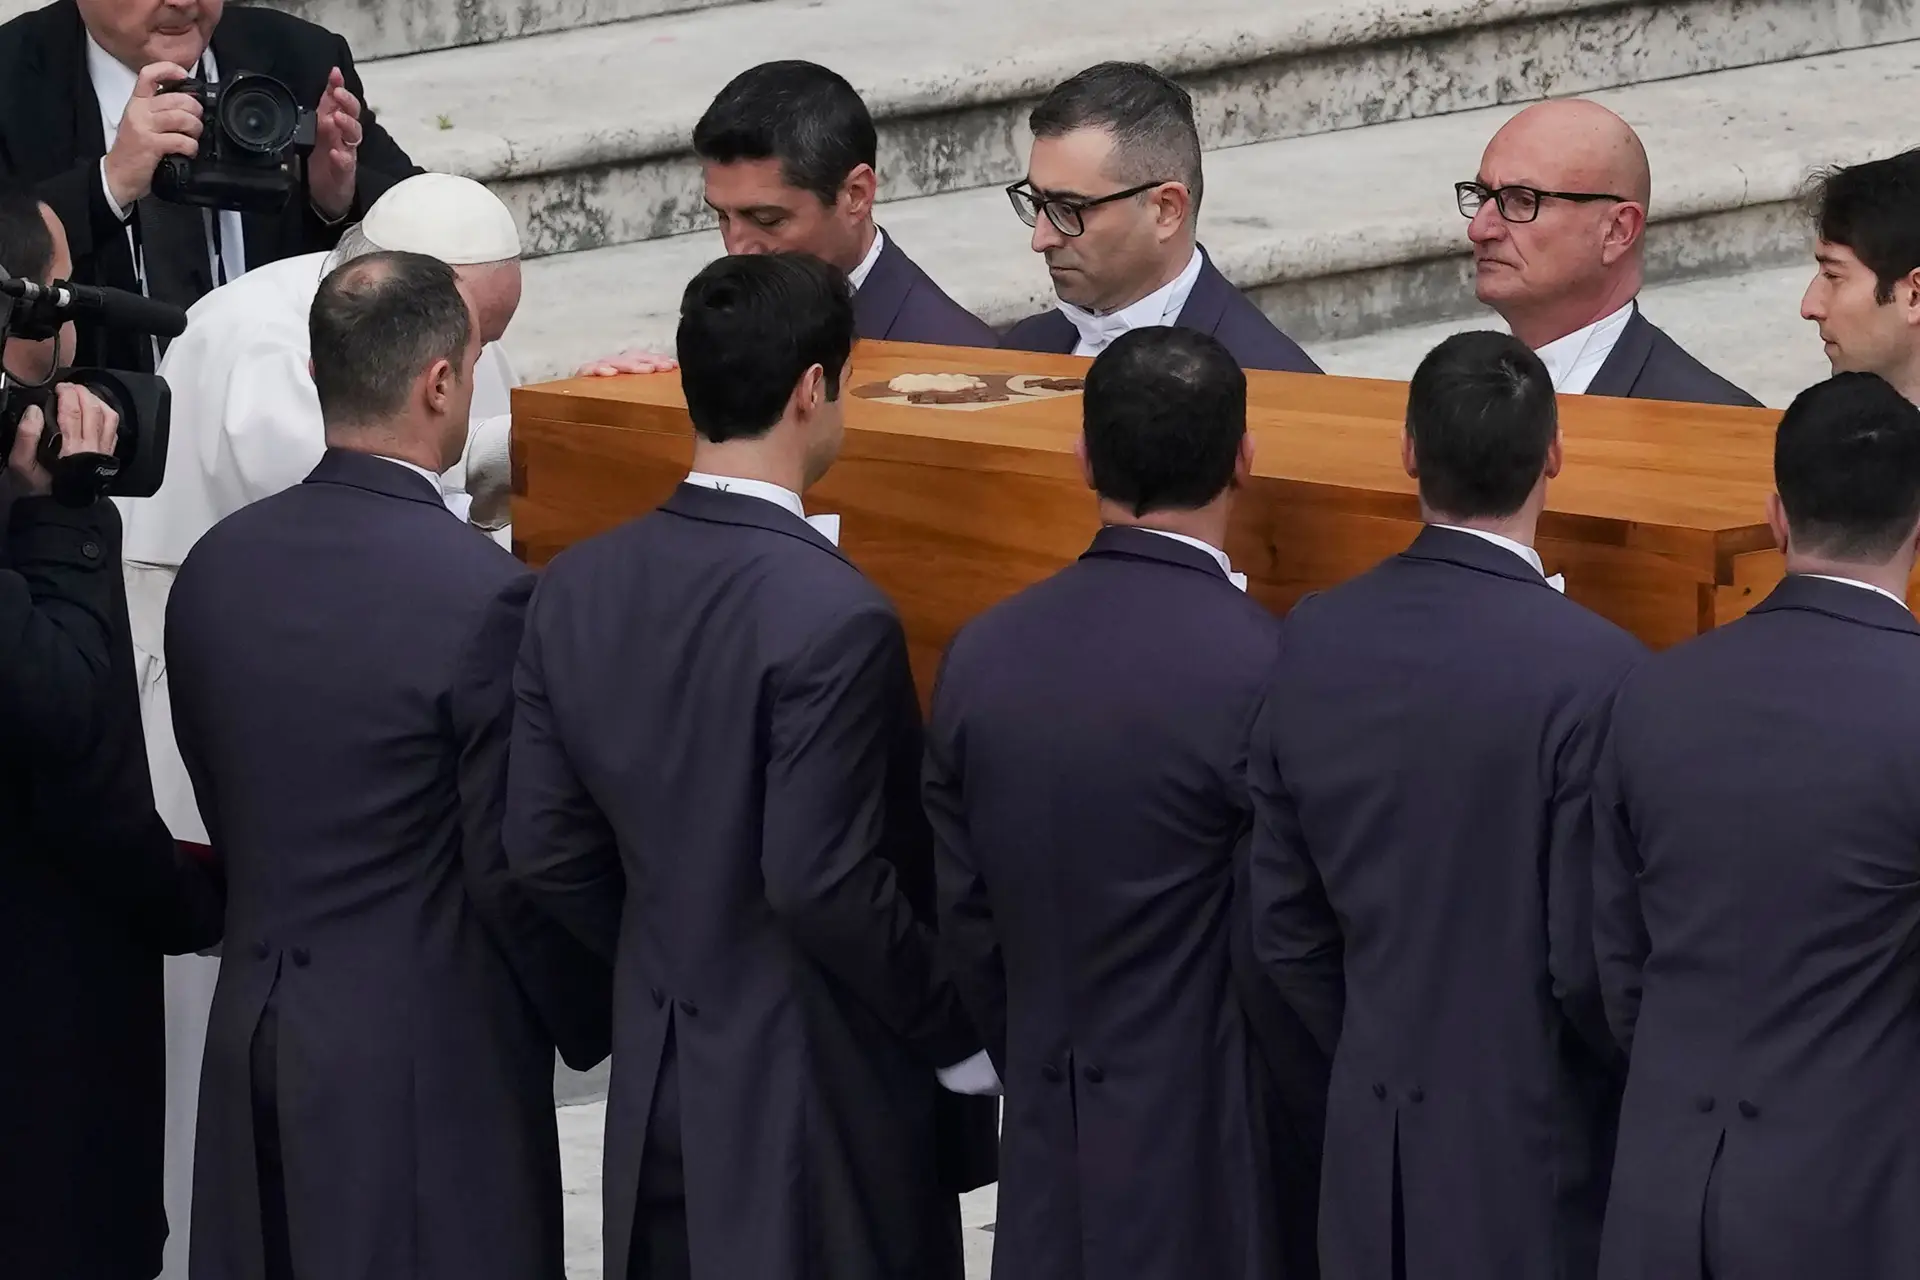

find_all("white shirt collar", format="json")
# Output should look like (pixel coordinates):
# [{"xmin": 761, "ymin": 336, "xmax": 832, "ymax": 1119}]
[
  {"xmin": 1801, "ymin": 573, "xmax": 1912, "ymax": 612},
  {"xmin": 1136, "ymin": 528, "xmax": 1247, "ymax": 592},
  {"xmin": 1533, "ymin": 301, "xmax": 1635, "ymax": 395},
  {"xmin": 1434, "ymin": 524, "xmax": 1565, "ymax": 593},
  {"xmin": 1057, "ymin": 246, "xmax": 1205, "ymax": 359},
  {"xmin": 87, "ymin": 34, "xmax": 217, "ymax": 133},
  {"xmin": 683, "ymin": 471, "xmax": 840, "ymax": 544},
  {"xmin": 847, "ymin": 229, "xmax": 886, "ymax": 294},
  {"xmin": 372, "ymin": 454, "xmax": 446, "ymax": 492}
]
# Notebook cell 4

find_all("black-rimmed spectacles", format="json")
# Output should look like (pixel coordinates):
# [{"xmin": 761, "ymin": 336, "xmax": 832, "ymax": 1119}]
[
  {"xmin": 1007, "ymin": 179, "xmax": 1172, "ymax": 237},
  {"xmin": 1455, "ymin": 181, "xmax": 1631, "ymax": 224}
]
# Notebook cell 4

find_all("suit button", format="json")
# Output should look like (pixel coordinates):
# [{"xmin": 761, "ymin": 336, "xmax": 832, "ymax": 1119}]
[
  {"xmin": 1040, "ymin": 1064, "xmax": 1062, "ymax": 1084},
  {"xmin": 1696, "ymin": 1096, "xmax": 1716, "ymax": 1114},
  {"xmin": 676, "ymin": 999, "xmax": 699, "ymax": 1018},
  {"xmin": 649, "ymin": 987, "xmax": 664, "ymax": 1008},
  {"xmin": 291, "ymin": 948, "xmax": 311, "ymax": 968},
  {"xmin": 80, "ymin": 541, "xmax": 101, "ymax": 561},
  {"xmin": 1409, "ymin": 1087, "xmax": 1426, "ymax": 1104},
  {"xmin": 1082, "ymin": 1065, "xmax": 1104, "ymax": 1084},
  {"xmin": 250, "ymin": 941, "xmax": 269, "ymax": 961},
  {"xmin": 1372, "ymin": 1082, "xmax": 1387, "ymax": 1100},
  {"xmin": 1738, "ymin": 1100, "xmax": 1759, "ymax": 1119}
]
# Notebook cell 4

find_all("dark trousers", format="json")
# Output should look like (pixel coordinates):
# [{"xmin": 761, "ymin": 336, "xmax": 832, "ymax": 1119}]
[
  {"xmin": 629, "ymin": 1029, "xmax": 690, "ymax": 1280},
  {"xmin": 252, "ymin": 999, "xmax": 296, "ymax": 1280}
]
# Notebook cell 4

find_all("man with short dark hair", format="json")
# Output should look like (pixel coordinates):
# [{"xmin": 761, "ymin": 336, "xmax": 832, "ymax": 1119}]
[
  {"xmin": 1801, "ymin": 149, "xmax": 1920, "ymax": 404},
  {"xmin": 1595, "ymin": 373, "xmax": 1920, "ymax": 1280},
  {"xmin": 506, "ymin": 252, "xmax": 994, "ymax": 1280},
  {"xmin": 1252, "ymin": 330, "xmax": 1644, "ymax": 1280},
  {"xmin": 1001, "ymin": 61, "xmax": 1319, "ymax": 373},
  {"xmin": 693, "ymin": 60, "xmax": 995, "ymax": 347},
  {"xmin": 1460, "ymin": 100, "xmax": 1756, "ymax": 406},
  {"xmin": 925, "ymin": 326, "xmax": 1323, "ymax": 1280},
  {"xmin": 165, "ymin": 250, "xmax": 607, "ymax": 1280},
  {"xmin": 0, "ymin": 0, "xmax": 417, "ymax": 373}
]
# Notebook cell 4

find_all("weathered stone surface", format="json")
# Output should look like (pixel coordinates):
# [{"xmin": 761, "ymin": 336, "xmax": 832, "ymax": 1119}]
[
  {"xmin": 504, "ymin": 42, "xmax": 1915, "ymax": 382},
  {"xmin": 358, "ymin": 0, "xmax": 1920, "ymax": 257}
]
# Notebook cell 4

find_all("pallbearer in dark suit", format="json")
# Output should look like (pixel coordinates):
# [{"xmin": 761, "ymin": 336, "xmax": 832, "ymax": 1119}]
[
  {"xmin": 165, "ymin": 252, "xmax": 609, "ymax": 1280},
  {"xmin": 1002, "ymin": 62, "xmax": 1320, "ymax": 374},
  {"xmin": 925, "ymin": 328, "xmax": 1323, "ymax": 1280},
  {"xmin": 506, "ymin": 253, "xmax": 993, "ymax": 1280},
  {"xmin": 1251, "ymin": 332, "xmax": 1645, "ymax": 1280},
  {"xmin": 1595, "ymin": 374, "xmax": 1920, "ymax": 1280}
]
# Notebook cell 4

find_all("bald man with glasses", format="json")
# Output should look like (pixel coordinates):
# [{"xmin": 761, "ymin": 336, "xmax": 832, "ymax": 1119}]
[
  {"xmin": 1001, "ymin": 61, "xmax": 1321, "ymax": 374},
  {"xmin": 1459, "ymin": 99, "xmax": 1758, "ymax": 407}
]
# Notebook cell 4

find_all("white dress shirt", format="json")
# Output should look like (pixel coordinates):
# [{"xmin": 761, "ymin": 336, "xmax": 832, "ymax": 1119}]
[
  {"xmin": 1802, "ymin": 573, "xmax": 1912, "ymax": 612},
  {"xmin": 1533, "ymin": 302, "xmax": 1634, "ymax": 395},
  {"xmin": 1058, "ymin": 246, "xmax": 1205, "ymax": 358},
  {"xmin": 1138, "ymin": 527, "xmax": 1248, "ymax": 591},
  {"xmin": 371, "ymin": 453, "xmax": 446, "ymax": 493},
  {"xmin": 88, "ymin": 36, "xmax": 247, "ymax": 293},
  {"xmin": 682, "ymin": 471, "xmax": 840, "ymax": 545},
  {"xmin": 847, "ymin": 229, "xmax": 886, "ymax": 293},
  {"xmin": 1435, "ymin": 524, "xmax": 1566, "ymax": 593}
]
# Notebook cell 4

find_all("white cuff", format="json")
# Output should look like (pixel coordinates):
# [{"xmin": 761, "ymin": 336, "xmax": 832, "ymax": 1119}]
[
  {"xmin": 100, "ymin": 158, "xmax": 131, "ymax": 223},
  {"xmin": 936, "ymin": 1049, "xmax": 1003, "ymax": 1097}
]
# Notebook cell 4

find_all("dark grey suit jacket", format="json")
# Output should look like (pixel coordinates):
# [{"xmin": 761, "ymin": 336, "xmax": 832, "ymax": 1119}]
[
  {"xmin": 1252, "ymin": 526, "xmax": 1644, "ymax": 1280},
  {"xmin": 1001, "ymin": 245, "xmax": 1322, "ymax": 374},
  {"xmin": 166, "ymin": 449, "xmax": 607, "ymax": 1280},
  {"xmin": 1595, "ymin": 574, "xmax": 1920, "ymax": 1280},
  {"xmin": 1586, "ymin": 305, "xmax": 1760, "ymax": 407},
  {"xmin": 926, "ymin": 525, "xmax": 1322, "ymax": 1280},
  {"xmin": 505, "ymin": 482, "xmax": 988, "ymax": 1280},
  {"xmin": 855, "ymin": 229, "xmax": 998, "ymax": 348}
]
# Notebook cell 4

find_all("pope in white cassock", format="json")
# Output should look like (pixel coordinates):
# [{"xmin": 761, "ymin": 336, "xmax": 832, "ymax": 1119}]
[{"xmin": 121, "ymin": 171, "xmax": 524, "ymax": 1280}]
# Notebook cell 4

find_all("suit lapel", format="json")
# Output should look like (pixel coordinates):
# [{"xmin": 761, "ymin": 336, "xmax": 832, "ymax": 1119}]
[
  {"xmin": 661, "ymin": 483, "xmax": 853, "ymax": 568},
  {"xmin": 852, "ymin": 229, "xmax": 911, "ymax": 342},
  {"xmin": 1583, "ymin": 304, "xmax": 1653, "ymax": 399},
  {"xmin": 1172, "ymin": 245, "xmax": 1231, "ymax": 338}
]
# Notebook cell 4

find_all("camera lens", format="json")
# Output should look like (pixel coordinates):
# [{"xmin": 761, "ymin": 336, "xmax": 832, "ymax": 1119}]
[{"xmin": 219, "ymin": 79, "xmax": 298, "ymax": 155}]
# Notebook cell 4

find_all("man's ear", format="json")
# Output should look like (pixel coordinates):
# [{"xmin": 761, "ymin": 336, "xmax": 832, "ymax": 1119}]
[
  {"xmin": 1401, "ymin": 429, "xmax": 1419, "ymax": 481},
  {"xmin": 1233, "ymin": 430, "xmax": 1255, "ymax": 487},
  {"xmin": 1076, "ymin": 432, "xmax": 1095, "ymax": 491},
  {"xmin": 1544, "ymin": 427, "xmax": 1564, "ymax": 481},
  {"xmin": 1601, "ymin": 202, "xmax": 1648, "ymax": 265},
  {"xmin": 842, "ymin": 164, "xmax": 879, "ymax": 223},
  {"xmin": 1765, "ymin": 492, "xmax": 1790, "ymax": 554},
  {"xmin": 1154, "ymin": 182, "xmax": 1193, "ymax": 241},
  {"xmin": 791, "ymin": 363, "xmax": 827, "ymax": 423},
  {"xmin": 421, "ymin": 357, "xmax": 455, "ymax": 416}
]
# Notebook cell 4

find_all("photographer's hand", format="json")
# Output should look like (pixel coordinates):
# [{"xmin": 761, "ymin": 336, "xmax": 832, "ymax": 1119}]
[
  {"xmin": 56, "ymin": 384, "xmax": 122, "ymax": 462},
  {"xmin": 104, "ymin": 62, "xmax": 202, "ymax": 210},
  {"xmin": 7, "ymin": 405, "xmax": 53, "ymax": 496},
  {"xmin": 309, "ymin": 67, "xmax": 364, "ymax": 223}
]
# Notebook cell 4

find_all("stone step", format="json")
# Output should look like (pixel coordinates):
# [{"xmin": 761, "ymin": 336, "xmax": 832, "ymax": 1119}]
[
  {"xmin": 360, "ymin": 0, "xmax": 1920, "ymax": 259},
  {"xmin": 503, "ymin": 42, "xmax": 1914, "ymax": 385},
  {"xmin": 1319, "ymin": 263, "xmax": 1827, "ymax": 410},
  {"xmin": 0, "ymin": 0, "xmax": 762, "ymax": 60}
]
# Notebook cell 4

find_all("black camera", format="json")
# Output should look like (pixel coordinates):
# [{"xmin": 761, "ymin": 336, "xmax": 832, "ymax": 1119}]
[
  {"xmin": 153, "ymin": 73, "xmax": 316, "ymax": 214},
  {"xmin": 0, "ymin": 273, "xmax": 182, "ymax": 504}
]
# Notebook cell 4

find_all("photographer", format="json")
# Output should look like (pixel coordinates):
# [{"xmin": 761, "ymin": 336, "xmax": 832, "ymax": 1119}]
[
  {"xmin": 0, "ymin": 184, "xmax": 221, "ymax": 1280},
  {"xmin": 0, "ymin": 0, "xmax": 417, "ymax": 372}
]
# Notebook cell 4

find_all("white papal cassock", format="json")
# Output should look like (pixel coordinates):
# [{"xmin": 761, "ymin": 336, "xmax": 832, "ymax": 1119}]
[{"xmin": 118, "ymin": 247, "xmax": 516, "ymax": 1280}]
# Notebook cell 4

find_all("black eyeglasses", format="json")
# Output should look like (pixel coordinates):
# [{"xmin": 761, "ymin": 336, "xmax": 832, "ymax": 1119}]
[
  {"xmin": 1006, "ymin": 179, "xmax": 1172, "ymax": 237},
  {"xmin": 1455, "ymin": 181, "xmax": 1632, "ymax": 224}
]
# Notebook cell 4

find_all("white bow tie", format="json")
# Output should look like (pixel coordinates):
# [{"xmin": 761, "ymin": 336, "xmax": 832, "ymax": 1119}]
[{"xmin": 1057, "ymin": 303, "xmax": 1135, "ymax": 355}]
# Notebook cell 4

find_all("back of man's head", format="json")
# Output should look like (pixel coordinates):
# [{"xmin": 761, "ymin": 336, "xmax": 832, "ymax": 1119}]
[
  {"xmin": 311, "ymin": 251, "xmax": 473, "ymax": 432},
  {"xmin": 1406, "ymin": 331, "xmax": 1559, "ymax": 519},
  {"xmin": 0, "ymin": 182, "xmax": 54, "ymax": 286},
  {"xmin": 1775, "ymin": 372, "xmax": 1920, "ymax": 563},
  {"xmin": 693, "ymin": 61, "xmax": 877, "ymax": 206},
  {"xmin": 1807, "ymin": 149, "xmax": 1920, "ymax": 302},
  {"xmin": 1030, "ymin": 62, "xmax": 1205, "ymax": 217},
  {"xmin": 676, "ymin": 252, "xmax": 856, "ymax": 444},
  {"xmin": 1083, "ymin": 327, "xmax": 1245, "ymax": 516}
]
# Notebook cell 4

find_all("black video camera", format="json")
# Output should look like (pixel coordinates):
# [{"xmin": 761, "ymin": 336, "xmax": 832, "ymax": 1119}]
[
  {"xmin": 0, "ymin": 273, "xmax": 183, "ymax": 504},
  {"xmin": 153, "ymin": 73, "xmax": 316, "ymax": 214}
]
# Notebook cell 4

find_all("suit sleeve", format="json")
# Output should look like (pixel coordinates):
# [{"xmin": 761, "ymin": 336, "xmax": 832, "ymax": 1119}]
[
  {"xmin": 763, "ymin": 603, "xmax": 980, "ymax": 1069},
  {"xmin": 1247, "ymin": 679, "xmax": 1346, "ymax": 1059},
  {"xmin": 1592, "ymin": 708, "xmax": 1651, "ymax": 1056},
  {"xmin": 1546, "ymin": 669, "xmax": 1639, "ymax": 1067},
  {"xmin": 503, "ymin": 578, "xmax": 626, "ymax": 964},
  {"xmin": 0, "ymin": 496, "xmax": 116, "ymax": 761},
  {"xmin": 923, "ymin": 650, "xmax": 1008, "ymax": 1069},
  {"xmin": 451, "ymin": 575, "xmax": 612, "ymax": 1070}
]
